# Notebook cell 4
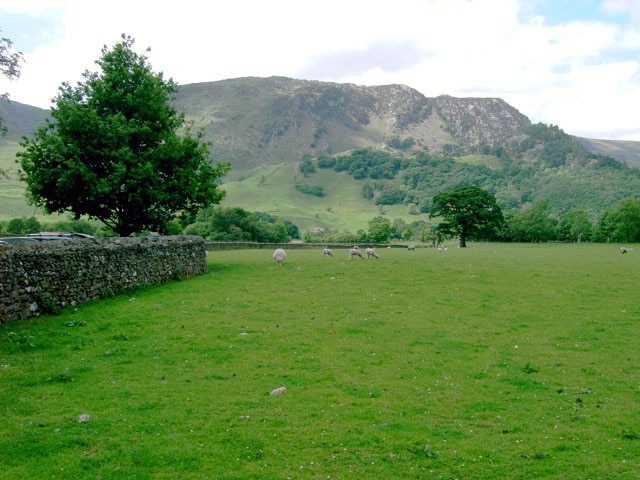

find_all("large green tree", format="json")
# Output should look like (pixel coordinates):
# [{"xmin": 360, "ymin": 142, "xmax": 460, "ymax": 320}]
[
  {"xmin": 430, "ymin": 186, "xmax": 504, "ymax": 247},
  {"xmin": 18, "ymin": 35, "xmax": 229, "ymax": 236},
  {"xmin": 610, "ymin": 198, "xmax": 640, "ymax": 243}
]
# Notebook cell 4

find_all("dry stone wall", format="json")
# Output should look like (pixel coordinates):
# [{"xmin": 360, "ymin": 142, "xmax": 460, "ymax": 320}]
[{"xmin": 0, "ymin": 235, "xmax": 207, "ymax": 323}]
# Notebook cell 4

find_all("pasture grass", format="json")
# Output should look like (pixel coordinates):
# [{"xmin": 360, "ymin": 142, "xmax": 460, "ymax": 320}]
[{"xmin": 1, "ymin": 243, "xmax": 639, "ymax": 479}]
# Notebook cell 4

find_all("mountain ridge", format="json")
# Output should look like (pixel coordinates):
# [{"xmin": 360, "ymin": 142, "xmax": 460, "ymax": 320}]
[
  {"xmin": 2, "ymin": 76, "xmax": 638, "ymax": 169},
  {"xmin": 172, "ymin": 76, "xmax": 640, "ymax": 170}
]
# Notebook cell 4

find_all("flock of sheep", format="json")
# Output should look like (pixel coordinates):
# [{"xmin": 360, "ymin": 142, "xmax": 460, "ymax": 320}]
[
  {"xmin": 272, "ymin": 245, "xmax": 396, "ymax": 264},
  {"xmin": 273, "ymin": 244, "xmax": 629, "ymax": 264}
]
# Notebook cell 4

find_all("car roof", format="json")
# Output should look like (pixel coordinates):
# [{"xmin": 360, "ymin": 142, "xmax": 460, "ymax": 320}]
[
  {"xmin": 26, "ymin": 232, "xmax": 94, "ymax": 239},
  {"xmin": 0, "ymin": 236, "xmax": 40, "ymax": 243}
]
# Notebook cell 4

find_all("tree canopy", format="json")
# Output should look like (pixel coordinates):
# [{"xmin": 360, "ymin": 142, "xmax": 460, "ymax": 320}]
[
  {"xmin": 17, "ymin": 35, "xmax": 229, "ymax": 236},
  {"xmin": 507, "ymin": 199, "xmax": 558, "ymax": 243},
  {"xmin": 184, "ymin": 207, "xmax": 296, "ymax": 242},
  {"xmin": 430, "ymin": 186, "xmax": 504, "ymax": 247},
  {"xmin": 1, "ymin": 30, "xmax": 23, "ymax": 165}
]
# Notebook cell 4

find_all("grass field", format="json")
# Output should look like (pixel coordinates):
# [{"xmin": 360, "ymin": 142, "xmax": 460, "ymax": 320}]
[{"xmin": 1, "ymin": 243, "xmax": 639, "ymax": 479}]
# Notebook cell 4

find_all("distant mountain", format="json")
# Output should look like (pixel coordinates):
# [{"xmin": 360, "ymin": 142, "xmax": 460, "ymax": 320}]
[
  {"xmin": 2, "ymin": 77, "xmax": 640, "ymax": 229},
  {"xmin": 171, "ymin": 77, "xmax": 640, "ymax": 224},
  {"xmin": 174, "ymin": 77, "xmax": 534, "ymax": 171},
  {"xmin": 0, "ymin": 97, "xmax": 49, "ymax": 142},
  {"xmin": 173, "ymin": 77, "xmax": 640, "ymax": 171}
]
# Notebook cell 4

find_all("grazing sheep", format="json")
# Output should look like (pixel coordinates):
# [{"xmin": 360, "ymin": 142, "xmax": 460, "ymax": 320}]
[
  {"xmin": 366, "ymin": 247, "xmax": 379, "ymax": 259},
  {"xmin": 620, "ymin": 246, "xmax": 628, "ymax": 254},
  {"xmin": 407, "ymin": 245, "xmax": 416, "ymax": 251},
  {"xmin": 273, "ymin": 248, "xmax": 287, "ymax": 265},
  {"xmin": 349, "ymin": 247, "xmax": 365, "ymax": 259},
  {"xmin": 322, "ymin": 248, "xmax": 333, "ymax": 257}
]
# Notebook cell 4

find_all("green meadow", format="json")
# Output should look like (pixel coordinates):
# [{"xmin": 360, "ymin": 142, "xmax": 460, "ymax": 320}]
[{"xmin": 1, "ymin": 243, "xmax": 639, "ymax": 479}]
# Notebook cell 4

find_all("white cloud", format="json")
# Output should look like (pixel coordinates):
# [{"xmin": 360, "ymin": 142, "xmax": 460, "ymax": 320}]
[
  {"xmin": 602, "ymin": 0, "xmax": 640, "ymax": 23},
  {"xmin": 1, "ymin": 0, "xmax": 639, "ymax": 140}
]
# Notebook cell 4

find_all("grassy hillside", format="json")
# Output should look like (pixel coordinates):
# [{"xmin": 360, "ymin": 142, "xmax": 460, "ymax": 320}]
[
  {"xmin": 220, "ymin": 162, "xmax": 429, "ymax": 233},
  {"xmin": 0, "ymin": 142, "xmax": 32, "ymax": 221},
  {"xmin": 0, "ymin": 139, "xmax": 423, "ymax": 232},
  {"xmin": 0, "ymin": 142, "xmax": 66, "ymax": 223},
  {"xmin": 576, "ymin": 137, "xmax": 640, "ymax": 169}
]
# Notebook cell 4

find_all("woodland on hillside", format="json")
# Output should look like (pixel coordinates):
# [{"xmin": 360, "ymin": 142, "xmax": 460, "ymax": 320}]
[{"xmin": 313, "ymin": 123, "xmax": 640, "ymax": 218}]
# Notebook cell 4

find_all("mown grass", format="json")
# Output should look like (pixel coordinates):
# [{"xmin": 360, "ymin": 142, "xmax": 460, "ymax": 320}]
[{"xmin": 1, "ymin": 243, "xmax": 639, "ymax": 479}]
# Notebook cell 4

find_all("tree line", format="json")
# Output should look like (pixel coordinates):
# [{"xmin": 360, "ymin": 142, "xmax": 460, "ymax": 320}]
[{"xmin": 4, "ymin": 193, "xmax": 639, "ymax": 246}]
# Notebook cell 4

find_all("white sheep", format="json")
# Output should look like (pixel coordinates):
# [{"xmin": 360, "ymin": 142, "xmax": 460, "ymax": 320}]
[
  {"xmin": 349, "ymin": 247, "xmax": 365, "ymax": 259},
  {"xmin": 273, "ymin": 248, "xmax": 287, "ymax": 265},
  {"xmin": 322, "ymin": 248, "xmax": 333, "ymax": 257},
  {"xmin": 407, "ymin": 245, "xmax": 416, "ymax": 251},
  {"xmin": 366, "ymin": 247, "xmax": 379, "ymax": 259},
  {"xmin": 620, "ymin": 246, "xmax": 628, "ymax": 254}
]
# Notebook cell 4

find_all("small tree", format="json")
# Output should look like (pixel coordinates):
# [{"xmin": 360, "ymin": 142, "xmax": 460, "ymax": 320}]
[
  {"xmin": 430, "ymin": 186, "xmax": 504, "ymax": 247},
  {"xmin": 593, "ymin": 210, "xmax": 616, "ymax": 243},
  {"xmin": 6, "ymin": 217, "xmax": 24, "ymax": 234},
  {"xmin": 18, "ymin": 35, "xmax": 229, "ymax": 236},
  {"xmin": 23, "ymin": 216, "xmax": 41, "ymax": 234},
  {"xmin": 299, "ymin": 155, "xmax": 316, "ymax": 177},
  {"xmin": 610, "ymin": 198, "xmax": 640, "ymax": 243},
  {"xmin": 367, "ymin": 215, "xmax": 391, "ymax": 243},
  {"xmin": 1, "ymin": 31, "xmax": 23, "ymax": 179}
]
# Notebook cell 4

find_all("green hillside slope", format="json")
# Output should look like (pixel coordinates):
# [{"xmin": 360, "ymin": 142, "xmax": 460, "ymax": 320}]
[{"xmin": 220, "ymin": 163, "xmax": 427, "ymax": 233}]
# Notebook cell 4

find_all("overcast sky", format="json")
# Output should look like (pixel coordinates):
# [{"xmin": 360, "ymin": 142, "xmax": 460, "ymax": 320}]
[{"xmin": 1, "ymin": 0, "xmax": 639, "ymax": 141}]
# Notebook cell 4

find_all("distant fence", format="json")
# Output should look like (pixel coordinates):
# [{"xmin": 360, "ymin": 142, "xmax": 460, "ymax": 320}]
[{"xmin": 0, "ymin": 236, "xmax": 206, "ymax": 323}]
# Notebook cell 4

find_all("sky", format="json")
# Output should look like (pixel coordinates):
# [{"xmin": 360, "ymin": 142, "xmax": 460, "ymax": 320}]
[{"xmin": 1, "ymin": 0, "xmax": 639, "ymax": 141}]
